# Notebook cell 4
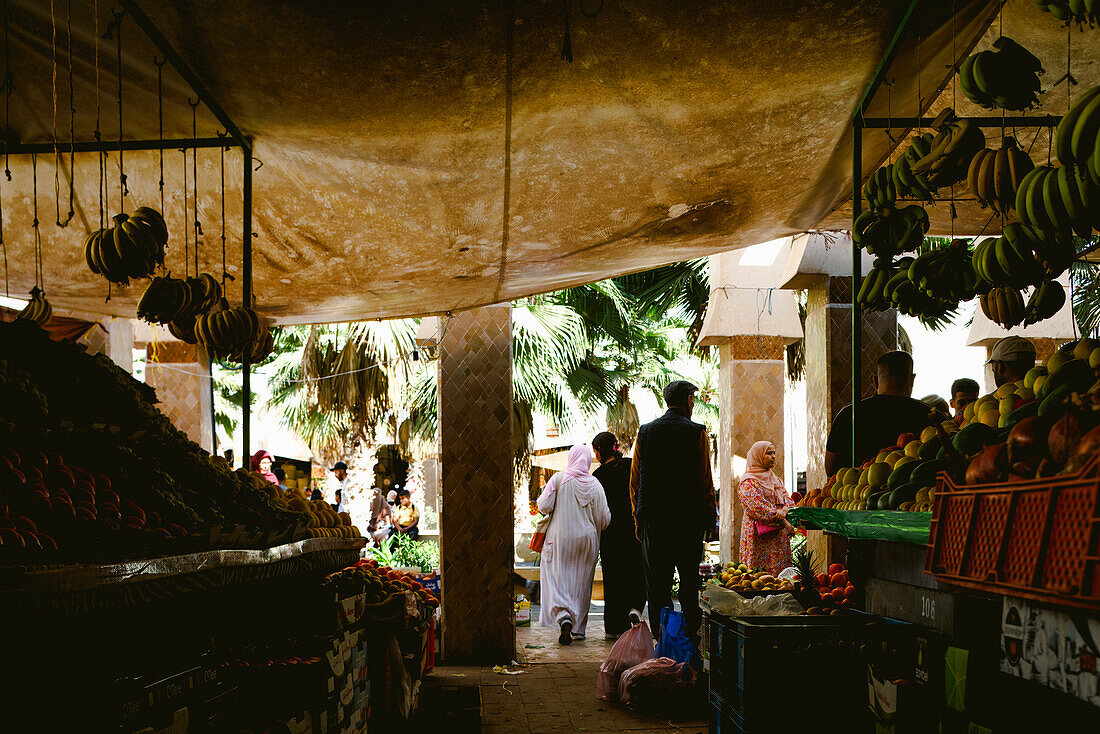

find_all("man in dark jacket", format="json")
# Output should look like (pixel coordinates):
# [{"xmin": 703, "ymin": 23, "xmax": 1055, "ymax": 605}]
[{"xmin": 629, "ymin": 380, "xmax": 717, "ymax": 645}]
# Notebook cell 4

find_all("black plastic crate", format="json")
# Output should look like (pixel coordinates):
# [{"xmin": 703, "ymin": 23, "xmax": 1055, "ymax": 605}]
[{"xmin": 708, "ymin": 615, "xmax": 866, "ymax": 723}]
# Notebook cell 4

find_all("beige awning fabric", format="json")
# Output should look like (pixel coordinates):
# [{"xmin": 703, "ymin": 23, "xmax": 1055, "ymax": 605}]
[
  {"xmin": 4, "ymin": 1, "xmax": 1080, "ymax": 325},
  {"xmin": 531, "ymin": 449, "xmax": 597, "ymax": 473}
]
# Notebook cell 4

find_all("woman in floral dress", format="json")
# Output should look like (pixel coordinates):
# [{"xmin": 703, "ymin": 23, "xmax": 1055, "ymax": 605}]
[{"xmin": 738, "ymin": 441, "xmax": 796, "ymax": 575}]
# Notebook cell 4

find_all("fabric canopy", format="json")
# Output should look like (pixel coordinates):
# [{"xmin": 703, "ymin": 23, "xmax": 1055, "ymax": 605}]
[{"xmin": 1, "ymin": 0, "xmax": 1084, "ymax": 325}]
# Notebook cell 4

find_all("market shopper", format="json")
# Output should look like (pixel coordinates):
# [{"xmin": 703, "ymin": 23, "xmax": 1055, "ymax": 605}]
[
  {"xmin": 537, "ymin": 444, "xmax": 612, "ymax": 645},
  {"xmin": 988, "ymin": 336, "xmax": 1037, "ymax": 388},
  {"xmin": 592, "ymin": 431, "xmax": 645, "ymax": 639},
  {"xmin": 331, "ymin": 461, "xmax": 349, "ymax": 495},
  {"xmin": 738, "ymin": 441, "xmax": 796, "ymax": 576},
  {"xmin": 251, "ymin": 450, "xmax": 279, "ymax": 485},
  {"xmin": 824, "ymin": 351, "xmax": 933, "ymax": 476},
  {"xmin": 272, "ymin": 466, "xmax": 288, "ymax": 491},
  {"xmin": 368, "ymin": 486, "xmax": 393, "ymax": 544},
  {"xmin": 921, "ymin": 394, "xmax": 951, "ymax": 422},
  {"xmin": 949, "ymin": 378, "xmax": 980, "ymax": 421},
  {"xmin": 390, "ymin": 490, "xmax": 420, "ymax": 540},
  {"xmin": 629, "ymin": 380, "xmax": 717, "ymax": 646}
]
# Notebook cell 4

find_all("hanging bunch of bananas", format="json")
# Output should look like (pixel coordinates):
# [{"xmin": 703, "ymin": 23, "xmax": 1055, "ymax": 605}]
[
  {"xmin": 82, "ymin": 208, "xmax": 169, "ymax": 285},
  {"xmin": 863, "ymin": 165, "xmax": 897, "ymax": 212},
  {"xmin": 167, "ymin": 313, "xmax": 198, "ymax": 344},
  {"xmin": 195, "ymin": 299, "xmax": 262, "ymax": 362},
  {"xmin": 1055, "ymin": 83, "xmax": 1100, "ymax": 188},
  {"xmin": 910, "ymin": 111, "xmax": 987, "ymax": 191},
  {"xmin": 852, "ymin": 204, "xmax": 929, "ymax": 257},
  {"xmin": 907, "ymin": 239, "xmax": 981, "ymax": 304},
  {"xmin": 15, "ymin": 286, "xmax": 52, "ymax": 327},
  {"xmin": 858, "ymin": 257, "xmax": 958, "ymax": 320},
  {"xmin": 971, "ymin": 230, "xmax": 1045, "ymax": 290},
  {"xmin": 137, "ymin": 273, "xmax": 223, "ymax": 326},
  {"xmin": 967, "ymin": 137, "xmax": 1035, "ymax": 214},
  {"xmin": 958, "ymin": 37, "xmax": 1043, "ymax": 111},
  {"xmin": 1031, "ymin": 0, "xmax": 1098, "ymax": 24},
  {"xmin": 226, "ymin": 326, "xmax": 275, "ymax": 364},
  {"xmin": 1015, "ymin": 164, "xmax": 1099, "ymax": 238},
  {"xmin": 1023, "ymin": 279, "xmax": 1067, "ymax": 326},
  {"xmin": 892, "ymin": 133, "xmax": 936, "ymax": 201},
  {"xmin": 980, "ymin": 287, "xmax": 1027, "ymax": 329}
]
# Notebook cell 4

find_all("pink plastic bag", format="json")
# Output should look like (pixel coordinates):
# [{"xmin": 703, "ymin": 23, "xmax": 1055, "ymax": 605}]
[
  {"xmin": 596, "ymin": 621, "xmax": 655, "ymax": 701},
  {"xmin": 617, "ymin": 657, "xmax": 699, "ymax": 712}
]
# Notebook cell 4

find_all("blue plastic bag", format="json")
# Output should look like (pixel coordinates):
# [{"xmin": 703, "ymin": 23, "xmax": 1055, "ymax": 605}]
[{"xmin": 655, "ymin": 607, "xmax": 694, "ymax": 664}]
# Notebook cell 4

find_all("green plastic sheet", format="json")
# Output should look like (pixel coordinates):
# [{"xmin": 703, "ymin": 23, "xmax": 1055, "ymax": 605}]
[{"xmin": 788, "ymin": 508, "xmax": 931, "ymax": 545}]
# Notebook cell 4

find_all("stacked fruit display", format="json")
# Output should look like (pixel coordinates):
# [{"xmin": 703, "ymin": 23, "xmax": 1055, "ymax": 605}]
[
  {"xmin": 811, "ymin": 563, "xmax": 855, "ymax": 608},
  {"xmin": 82, "ymin": 208, "xmax": 169, "ymax": 284},
  {"xmin": 956, "ymin": 337, "xmax": 1100, "ymax": 485},
  {"xmin": 0, "ymin": 320, "xmax": 311, "ymax": 561},
  {"xmin": 710, "ymin": 561, "xmax": 797, "ymax": 594},
  {"xmin": 322, "ymin": 557, "xmax": 439, "ymax": 609},
  {"xmin": 958, "ymin": 37, "xmax": 1043, "ymax": 111},
  {"xmin": 14, "ymin": 287, "xmax": 52, "ymax": 327}
]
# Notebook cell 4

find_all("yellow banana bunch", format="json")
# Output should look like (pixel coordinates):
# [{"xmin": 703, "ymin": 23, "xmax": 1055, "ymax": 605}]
[
  {"xmin": 1054, "ymin": 83, "xmax": 1100, "ymax": 192},
  {"xmin": 1032, "ymin": 0, "xmax": 1098, "ymax": 24},
  {"xmin": 167, "ymin": 313, "xmax": 198, "ymax": 344},
  {"xmin": 966, "ymin": 137, "xmax": 1034, "ymax": 215},
  {"xmin": 15, "ymin": 286, "xmax": 52, "ymax": 327},
  {"xmin": 195, "ymin": 299, "xmax": 262, "ymax": 362},
  {"xmin": 1014, "ymin": 164, "xmax": 1099, "ymax": 238},
  {"xmin": 82, "ymin": 208, "xmax": 168, "ymax": 285},
  {"xmin": 958, "ymin": 37, "xmax": 1043, "ymax": 111},
  {"xmin": 980, "ymin": 286, "xmax": 1026, "ymax": 329},
  {"xmin": 910, "ymin": 110, "xmax": 986, "ymax": 191}
]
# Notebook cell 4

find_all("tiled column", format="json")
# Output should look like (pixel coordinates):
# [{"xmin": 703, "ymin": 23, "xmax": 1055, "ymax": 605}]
[
  {"xmin": 144, "ymin": 341, "xmax": 213, "ymax": 451},
  {"xmin": 718, "ymin": 336, "xmax": 786, "ymax": 563},
  {"xmin": 804, "ymin": 278, "xmax": 897, "ymax": 491},
  {"xmin": 438, "ymin": 305, "xmax": 514, "ymax": 663}
]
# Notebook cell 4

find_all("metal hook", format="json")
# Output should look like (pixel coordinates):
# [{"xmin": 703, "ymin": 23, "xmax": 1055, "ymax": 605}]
[
  {"xmin": 153, "ymin": 56, "xmax": 166, "ymax": 68},
  {"xmin": 187, "ymin": 97, "xmax": 200, "ymax": 109}
]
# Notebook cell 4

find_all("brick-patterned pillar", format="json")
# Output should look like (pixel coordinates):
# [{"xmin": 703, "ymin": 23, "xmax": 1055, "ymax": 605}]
[
  {"xmin": 438, "ymin": 305, "xmax": 514, "ymax": 663},
  {"xmin": 804, "ymin": 277, "xmax": 897, "ymax": 491},
  {"xmin": 718, "ymin": 336, "xmax": 786, "ymax": 564},
  {"xmin": 145, "ymin": 342, "xmax": 213, "ymax": 451}
]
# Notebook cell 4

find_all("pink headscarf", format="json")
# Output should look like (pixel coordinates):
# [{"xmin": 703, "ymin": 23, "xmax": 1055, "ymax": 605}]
[
  {"xmin": 741, "ymin": 441, "xmax": 784, "ymax": 495},
  {"xmin": 547, "ymin": 444, "xmax": 603, "ymax": 507}
]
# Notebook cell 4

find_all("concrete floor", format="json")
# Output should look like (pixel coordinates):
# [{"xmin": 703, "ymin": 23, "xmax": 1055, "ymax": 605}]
[{"xmin": 426, "ymin": 602, "xmax": 708, "ymax": 733}]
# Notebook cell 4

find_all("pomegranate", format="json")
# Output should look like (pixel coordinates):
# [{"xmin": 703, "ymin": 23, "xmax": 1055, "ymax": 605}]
[
  {"xmin": 965, "ymin": 443, "xmax": 1008, "ymax": 485},
  {"xmin": 1007, "ymin": 416, "xmax": 1045, "ymax": 465}
]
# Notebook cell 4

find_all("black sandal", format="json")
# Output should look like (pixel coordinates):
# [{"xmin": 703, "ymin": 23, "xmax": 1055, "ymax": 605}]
[{"xmin": 558, "ymin": 619, "xmax": 573, "ymax": 645}]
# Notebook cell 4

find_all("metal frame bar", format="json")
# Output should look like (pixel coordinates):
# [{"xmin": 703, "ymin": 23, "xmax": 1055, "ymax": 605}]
[
  {"xmin": 3, "ymin": 137, "xmax": 237, "ymax": 155},
  {"xmin": 862, "ymin": 115, "xmax": 1061, "ymax": 128}
]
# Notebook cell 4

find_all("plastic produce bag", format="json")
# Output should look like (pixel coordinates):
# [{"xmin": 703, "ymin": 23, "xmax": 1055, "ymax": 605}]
[
  {"xmin": 617, "ymin": 657, "xmax": 699, "ymax": 713},
  {"xmin": 698, "ymin": 585, "xmax": 804, "ymax": 618},
  {"xmin": 596, "ymin": 620, "xmax": 655, "ymax": 701}
]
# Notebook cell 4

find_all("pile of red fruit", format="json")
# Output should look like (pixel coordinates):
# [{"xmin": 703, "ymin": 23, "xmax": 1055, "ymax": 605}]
[
  {"xmin": 814, "ymin": 562, "xmax": 855, "ymax": 606},
  {"xmin": 0, "ymin": 448, "xmax": 189, "ymax": 556}
]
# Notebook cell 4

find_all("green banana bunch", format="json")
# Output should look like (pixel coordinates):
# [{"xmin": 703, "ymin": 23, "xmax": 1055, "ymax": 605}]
[
  {"xmin": 863, "ymin": 164, "xmax": 897, "ymax": 212},
  {"xmin": 858, "ymin": 256, "xmax": 957, "ymax": 320},
  {"xmin": 1015, "ymin": 163, "xmax": 1099, "ymax": 238},
  {"xmin": 82, "ymin": 208, "xmax": 169, "ymax": 285},
  {"xmin": 966, "ymin": 137, "xmax": 1034, "ymax": 215},
  {"xmin": 1031, "ymin": 0, "xmax": 1098, "ymax": 24},
  {"xmin": 893, "ymin": 134, "xmax": 936, "ymax": 201},
  {"xmin": 857, "ymin": 258, "xmax": 896, "ymax": 312},
  {"xmin": 15, "ymin": 286, "xmax": 52, "ymax": 327},
  {"xmin": 910, "ymin": 110, "xmax": 987, "ymax": 190},
  {"xmin": 958, "ymin": 37, "xmax": 1043, "ymax": 111},
  {"xmin": 1023, "ymin": 279, "xmax": 1067, "ymax": 326},
  {"xmin": 907, "ymin": 239, "xmax": 979, "ymax": 304},
  {"xmin": 852, "ymin": 204, "xmax": 929, "ymax": 257},
  {"xmin": 979, "ymin": 286, "xmax": 1026, "ymax": 329},
  {"xmin": 137, "ymin": 273, "xmax": 223, "ymax": 326},
  {"xmin": 972, "ymin": 226, "xmax": 1051, "ymax": 289},
  {"xmin": 195, "ymin": 299, "xmax": 262, "ymax": 362},
  {"xmin": 1055, "ymin": 83, "xmax": 1100, "ymax": 189}
]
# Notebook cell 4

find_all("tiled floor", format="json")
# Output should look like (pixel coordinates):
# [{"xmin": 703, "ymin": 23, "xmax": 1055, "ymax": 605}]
[{"xmin": 426, "ymin": 602, "xmax": 708, "ymax": 733}]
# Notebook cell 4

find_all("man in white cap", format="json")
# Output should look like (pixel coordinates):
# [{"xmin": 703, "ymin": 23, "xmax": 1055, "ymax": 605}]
[{"xmin": 988, "ymin": 336, "xmax": 1037, "ymax": 388}]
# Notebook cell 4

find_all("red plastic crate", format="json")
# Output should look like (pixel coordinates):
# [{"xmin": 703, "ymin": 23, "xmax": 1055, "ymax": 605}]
[{"xmin": 925, "ymin": 453, "xmax": 1100, "ymax": 610}]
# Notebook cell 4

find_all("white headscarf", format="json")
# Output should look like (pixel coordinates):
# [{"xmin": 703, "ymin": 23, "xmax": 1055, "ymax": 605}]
[{"xmin": 547, "ymin": 444, "xmax": 603, "ymax": 507}]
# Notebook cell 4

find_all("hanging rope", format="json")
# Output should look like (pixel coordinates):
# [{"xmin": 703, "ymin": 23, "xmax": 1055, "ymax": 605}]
[
  {"xmin": 190, "ymin": 98, "xmax": 203, "ymax": 276},
  {"xmin": 495, "ymin": 0, "xmax": 514, "ymax": 300},
  {"xmin": 109, "ymin": 9, "xmax": 126, "ymax": 210},
  {"xmin": 64, "ymin": 0, "xmax": 74, "ymax": 223},
  {"xmin": 93, "ymin": 0, "xmax": 103, "ymax": 229},
  {"xmin": 2, "ymin": 0, "xmax": 11, "ymax": 181},
  {"xmin": 50, "ymin": 0, "xmax": 74, "ymax": 227},
  {"xmin": 181, "ymin": 146, "xmax": 189, "ymax": 277},
  {"xmin": 155, "ymin": 56, "xmax": 166, "ymax": 215},
  {"xmin": 0, "ymin": 161, "xmax": 6, "ymax": 297},
  {"xmin": 219, "ymin": 134, "xmax": 228, "ymax": 290},
  {"xmin": 31, "ymin": 154, "xmax": 43, "ymax": 289}
]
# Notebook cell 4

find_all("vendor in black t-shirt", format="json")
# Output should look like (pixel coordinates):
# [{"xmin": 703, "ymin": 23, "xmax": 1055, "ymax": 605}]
[{"xmin": 824, "ymin": 351, "xmax": 934, "ymax": 476}]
